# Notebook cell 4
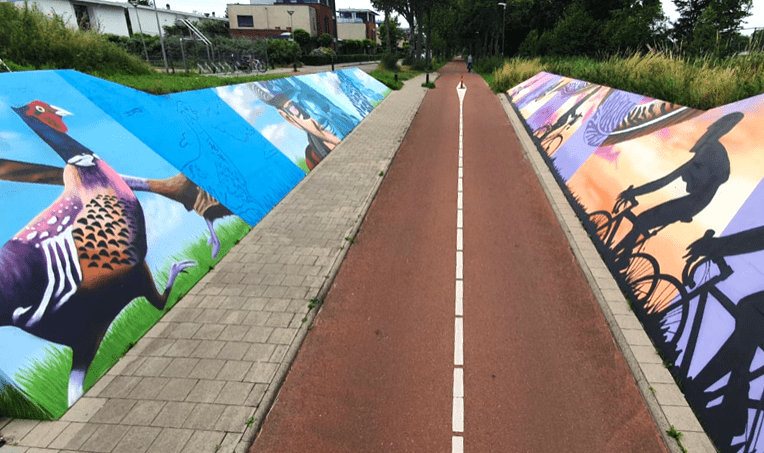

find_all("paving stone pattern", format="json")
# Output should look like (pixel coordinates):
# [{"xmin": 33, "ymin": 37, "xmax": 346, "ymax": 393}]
[{"xmin": 0, "ymin": 74, "xmax": 428, "ymax": 453}]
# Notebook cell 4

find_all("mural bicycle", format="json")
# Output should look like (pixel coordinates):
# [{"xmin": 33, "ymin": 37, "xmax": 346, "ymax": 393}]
[
  {"xmin": 0, "ymin": 68, "xmax": 390, "ymax": 419},
  {"xmin": 508, "ymin": 72, "xmax": 764, "ymax": 453}
]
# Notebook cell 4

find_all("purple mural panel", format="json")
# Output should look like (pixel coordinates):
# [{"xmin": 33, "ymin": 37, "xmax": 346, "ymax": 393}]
[
  {"xmin": 509, "ymin": 72, "xmax": 562, "ymax": 111},
  {"xmin": 553, "ymin": 90, "xmax": 646, "ymax": 181}
]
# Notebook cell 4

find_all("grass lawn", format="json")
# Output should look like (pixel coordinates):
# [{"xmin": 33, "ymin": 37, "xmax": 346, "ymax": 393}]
[{"xmin": 100, "ymin": 71, "xmax": 292, "ymax": 95}]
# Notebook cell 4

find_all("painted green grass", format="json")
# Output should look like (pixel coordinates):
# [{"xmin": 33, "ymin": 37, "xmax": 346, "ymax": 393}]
[
  {"xmin": 1, "ymin": 217, "xmax": 251, "ymax": 417},
  {"xmin": 296, "ymin": 158, "xmax": 309, "ymax": 174},
  {"xmin": 0, "ymin": 345, "xmax": 71, "ymax": 420},
  {"xmin": 0, "ymin": 383, "xmax": 50, "ymax": 420},
  {"xmin": 9, "ymin": 346, "xmax": 71, "ymax": 419}
]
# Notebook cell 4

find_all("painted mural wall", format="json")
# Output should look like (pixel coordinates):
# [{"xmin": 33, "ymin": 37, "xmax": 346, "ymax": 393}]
[
  {"xmin": 507, "ymin": 72, "xmax": 764, "ymax": 453},
  {"xmin": 0, "ymin": 68, "xmax": 390, "ymax": 420}
]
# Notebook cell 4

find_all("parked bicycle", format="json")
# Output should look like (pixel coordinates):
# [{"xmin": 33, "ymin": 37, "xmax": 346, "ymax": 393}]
[{"xmin": 231, "ymin": 54, "xmax": 267, "ymax": 73}]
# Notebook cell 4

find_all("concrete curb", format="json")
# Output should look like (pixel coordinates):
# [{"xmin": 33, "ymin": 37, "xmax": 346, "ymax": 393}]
[{"xmin": 498, "ymin": 92, "xmax": 716, "ymax": 453}]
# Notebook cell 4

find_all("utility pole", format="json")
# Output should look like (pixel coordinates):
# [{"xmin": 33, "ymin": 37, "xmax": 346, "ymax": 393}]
[
  {"xmin": 151, "ymin": 0, "xmax": 169, "ymax": 74},
  {"xmin": 130, "ymin": 1, "xmax": 149, "ymax": 62},
  {"xmin": 498, "ymin": 2, "xmax": 506, "ymax": 56}
]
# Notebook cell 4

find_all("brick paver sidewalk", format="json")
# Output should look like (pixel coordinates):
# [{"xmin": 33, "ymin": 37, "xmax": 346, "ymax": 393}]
[{"xmin": 0, "ymin": 73, "xmax": 428, "ymax": 453}]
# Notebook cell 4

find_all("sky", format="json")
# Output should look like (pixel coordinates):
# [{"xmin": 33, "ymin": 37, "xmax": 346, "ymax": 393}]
[
  {"xmin": 661, "ymin": 0, "xmax": 762, "ymax": 34},
  {"xmin": 158, "ymin": 0, "xmax": 762, "ymax": 34}
]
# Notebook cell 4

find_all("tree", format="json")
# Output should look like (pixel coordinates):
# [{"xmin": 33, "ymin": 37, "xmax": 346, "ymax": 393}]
[
  {"xmin": 317, "ymin": 33, "xmax": 334, "ymax": 48},
  {"xmin": 377, "ymin": 16, "xmax": 405, "ymax": 51},
  {"xmin": 371, "ymin": 0, "xmax": 398, "ymax": 54},
  {"xmin": 197, "ymin": 19, "xmax": 229, "ymax": 37},
  {"xmin": 672, "ymin": 0, "xmax": 753, "ymax": 50},
  {"xmin": 603, "ymin": 0, "xmax": 668, "ymax": 53},
  {"xmin": 293, "ymin": 28, "xmax": 311, "ymax": 53}
]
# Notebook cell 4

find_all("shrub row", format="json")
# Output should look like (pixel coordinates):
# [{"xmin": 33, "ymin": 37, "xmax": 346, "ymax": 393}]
[
  {"xmin": 301, "ymin": 53, "xmax": 379, "ymax": 66},
  {"xmin": 0, "ymin": 2, "xmax": 151, "ymax": 76}
]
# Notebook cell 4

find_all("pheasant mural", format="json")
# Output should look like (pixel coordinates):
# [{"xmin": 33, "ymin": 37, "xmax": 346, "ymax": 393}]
[
  {"xmin": 2, "ymin": 100, "xmax": 196, "ymax": 406},
  {"xmin": 0, "ymin": 68, "xmax": 390, "ymax": 420}
]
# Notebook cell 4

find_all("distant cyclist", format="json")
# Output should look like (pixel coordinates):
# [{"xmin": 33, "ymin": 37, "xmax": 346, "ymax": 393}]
[{"xmin": 467, "ymin": 55, "xmax": 473, "ymax": 73}]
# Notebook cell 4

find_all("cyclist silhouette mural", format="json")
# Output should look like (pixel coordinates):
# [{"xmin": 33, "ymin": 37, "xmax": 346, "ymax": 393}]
[
  {"xmin": 604, "ymin": 112, "xmax": 744, "ymax": 273},
  {"xmin": 667, "ymin": 223, "xmax": 764, "ymax": 452}
]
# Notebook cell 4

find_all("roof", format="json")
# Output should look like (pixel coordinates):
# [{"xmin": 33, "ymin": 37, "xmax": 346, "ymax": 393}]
[
  {"xmin": 66, "ymin": 0, "xmax": 227, "ymax": 21},
  {"xmin": 337, "ymin": 8, "xmax": 378, "ymax": 15}
]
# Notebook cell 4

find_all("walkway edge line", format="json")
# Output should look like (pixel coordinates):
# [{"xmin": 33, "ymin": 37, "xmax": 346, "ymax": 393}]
[
  {"xmin": 237, "ymin": 75, "xmax": 430, "ymax": 453},
  {"xmin": 499, "ymin": 91, "xmax": 715, "ymax": 453}
]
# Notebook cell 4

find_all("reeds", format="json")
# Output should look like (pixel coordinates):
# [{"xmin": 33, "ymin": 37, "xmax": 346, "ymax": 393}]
[{"xmin": 492, "ymin": 50, "xmax": 764, "ymax": 110}]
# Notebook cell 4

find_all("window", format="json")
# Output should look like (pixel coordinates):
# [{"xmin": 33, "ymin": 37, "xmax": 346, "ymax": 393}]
[
  {"xmin": 73, "ymin": 4, "xmax": 90, "ymax": 30},
  {"xmin": 237, "ymin": 15, "xmax": 254, "ymax": 28}
]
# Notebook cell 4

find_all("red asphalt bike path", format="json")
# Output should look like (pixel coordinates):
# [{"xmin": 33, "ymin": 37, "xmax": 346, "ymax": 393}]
[{"xmin": 250, "ymin": 61, "xmax": 669, "ymax": 452}]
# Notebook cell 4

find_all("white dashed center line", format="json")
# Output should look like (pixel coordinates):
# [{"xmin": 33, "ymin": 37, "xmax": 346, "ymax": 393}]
[{"xmin": 453, "ymin": 79, "xmax": 467, "ymax": 453}]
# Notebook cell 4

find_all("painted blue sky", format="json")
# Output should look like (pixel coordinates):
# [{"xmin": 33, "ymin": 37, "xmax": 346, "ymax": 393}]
[{"xmin": 215, "ymin": 82, "xmax": 310, "ymax": 166}]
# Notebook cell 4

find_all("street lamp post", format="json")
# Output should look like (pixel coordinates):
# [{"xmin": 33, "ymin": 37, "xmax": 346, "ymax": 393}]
[
  {"xmin": 498, "ymin": 2, "xmax": 506, "ymax": 57},
  {"xmin": 288, "ymin": 10, "xmax": 296, "ymax": 71},
  {"xmin": 151, "ymin": 0, "xmax": 169, "ymax": 74}
]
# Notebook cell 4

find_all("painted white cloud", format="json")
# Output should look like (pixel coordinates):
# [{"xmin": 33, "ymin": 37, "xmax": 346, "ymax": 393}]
[
  {"xmin": 141, "ymin": 194, "xmax": 185, "ymax": 246},
  {"xmin": 261, "ymin": 122, "xmax": 290, "ymax": 149}
]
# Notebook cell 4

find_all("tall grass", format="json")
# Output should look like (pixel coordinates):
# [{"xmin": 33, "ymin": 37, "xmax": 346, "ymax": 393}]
[
  {"xmin": 492, "ymin": 51, "xmax": 764, "ymax": 110},
  {"xmin": 0, "ymin": 2, "xmax": 151, "ymax": 75}
]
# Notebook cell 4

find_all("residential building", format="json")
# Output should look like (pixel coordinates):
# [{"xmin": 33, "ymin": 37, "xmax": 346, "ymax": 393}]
[
  {"xmin": 227, "ymin": 0, "xmax": 335, "ymax": 40},
  {"xmin": 5, "ymin": 0, "xmax": 224, "ymax": 37},
  {"xmin": 337, "ymin": 8, "xmax": 377, "ymax": 43}
]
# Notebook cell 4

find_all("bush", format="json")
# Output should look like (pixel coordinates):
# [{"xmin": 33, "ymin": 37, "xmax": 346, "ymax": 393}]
[
  {"xmin": 267, "ymin": 39, "xmax": 300, "ymax": 65},
  {"xmin": 0, "ymin": 2, "xmax": 151, "ymax": 75},
  {"xmin": 381, "ymin": 52, "xmax": 399, "ymax": 71},
  {"xmin": 317, "ymin": 33, "xmax": 334, "ymax": 48},
  {"xmin": 301, "ymin": 51, "xmax": 376, "ymax": 66}
]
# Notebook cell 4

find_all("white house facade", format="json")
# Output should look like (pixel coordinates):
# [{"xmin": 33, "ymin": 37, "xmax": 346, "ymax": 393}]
[{"xmin": 5, "ymin": 0, "xmax": 225, "ymax": 37}]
